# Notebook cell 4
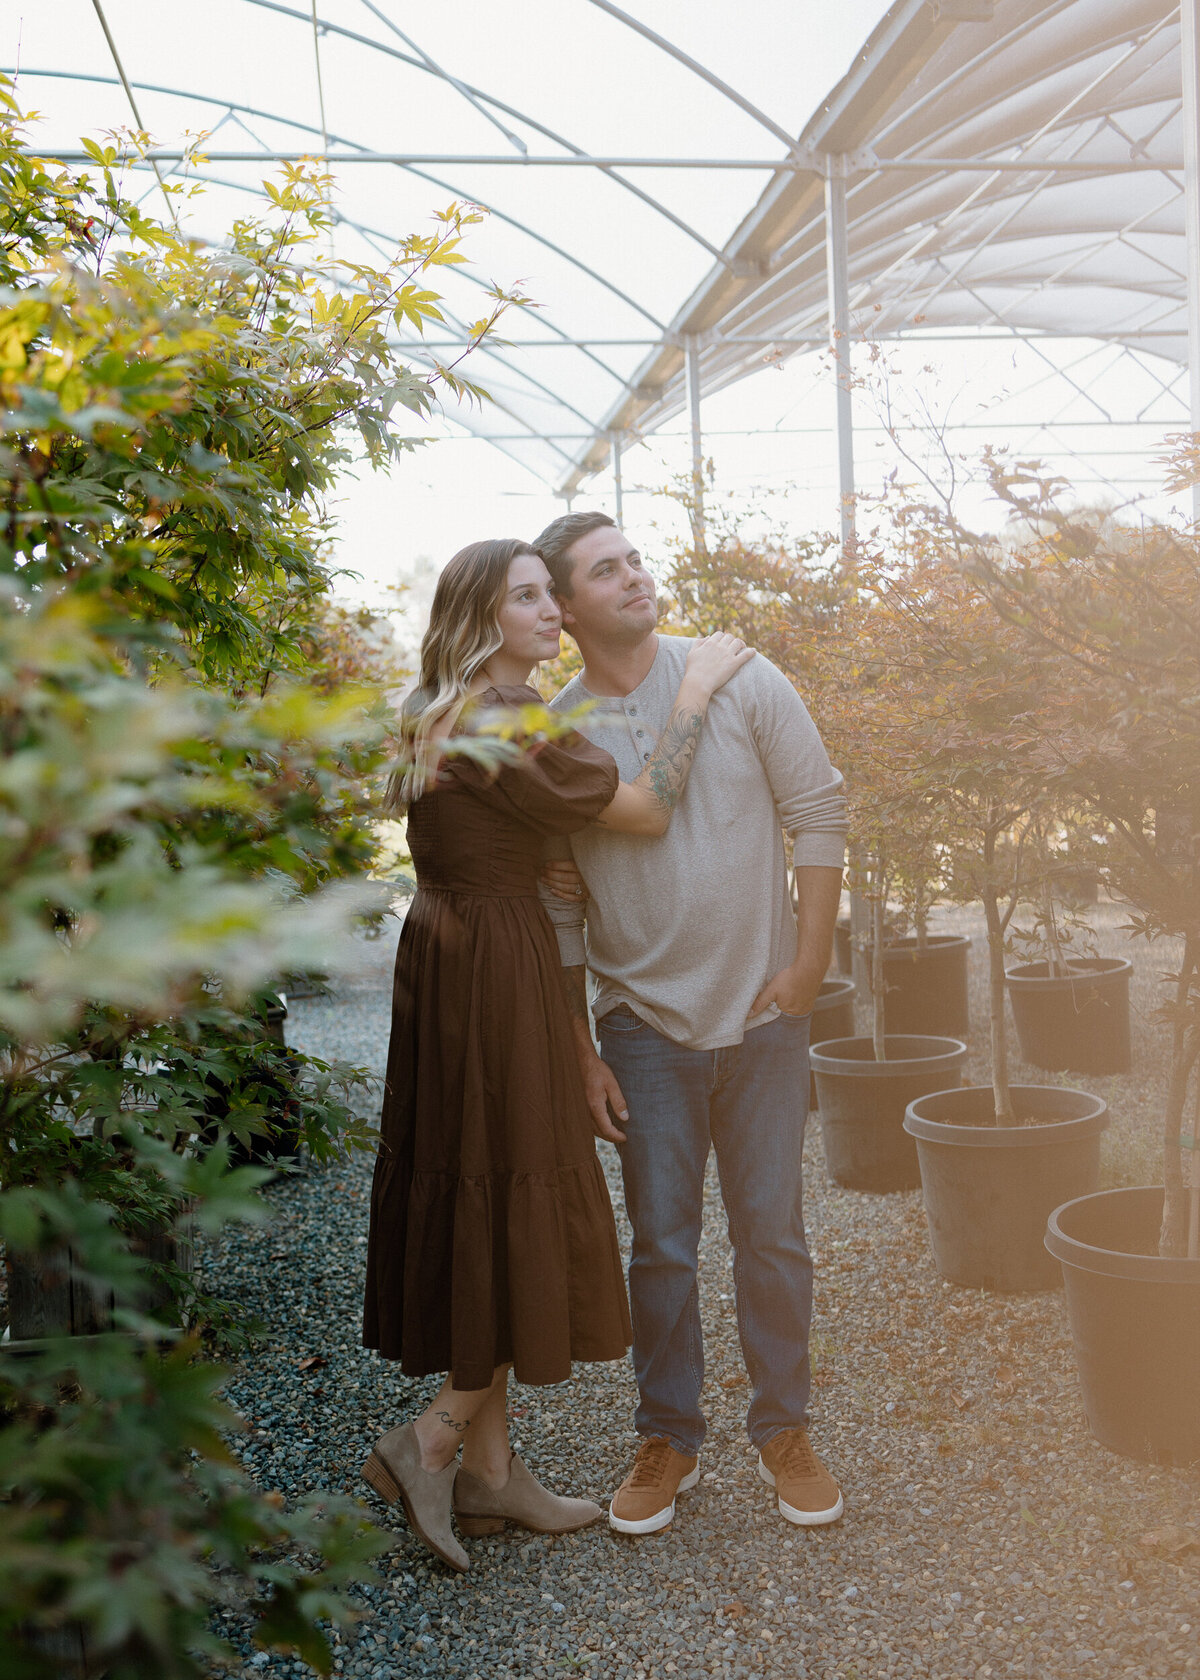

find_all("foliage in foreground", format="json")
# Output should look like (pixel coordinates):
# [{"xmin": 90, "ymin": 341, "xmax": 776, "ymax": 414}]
[
  {"xmin": 0, "ymin": 85, "xmax": 519, "ymax": 1674},
  {"xmin": 0, "ymin": 577, "xmax": 387, "ymax": 1680},
  {"xmin": 0, "ymin": 1161, "xmax": 386, "ymax": 1680}
]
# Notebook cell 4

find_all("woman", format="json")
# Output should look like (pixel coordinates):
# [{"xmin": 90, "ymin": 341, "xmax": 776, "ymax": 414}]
[{"xmin": 361, "ymin": 538, "xmax": 752, "ymax": 1572}]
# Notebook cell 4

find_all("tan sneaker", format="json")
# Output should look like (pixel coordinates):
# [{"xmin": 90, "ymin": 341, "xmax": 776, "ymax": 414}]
[
  {"xmin": 758, "ymin": 1427, "xmax": 844, "ymax": 1526},
  {"xmin": 608, "ymin": 1436, "xmax": 701, "ymax": 1535}
]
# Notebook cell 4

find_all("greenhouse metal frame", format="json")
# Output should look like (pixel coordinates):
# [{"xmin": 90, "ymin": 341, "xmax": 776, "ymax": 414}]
[{"xmin": 19, "ymin": 0, "xmax": 1200, "ymax": 528}]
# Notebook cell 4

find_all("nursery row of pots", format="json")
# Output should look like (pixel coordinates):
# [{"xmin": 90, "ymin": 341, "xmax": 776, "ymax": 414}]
[
  {"xmin": 799, "ymin": 503, "xmax": 1200, "ymax": 1475},
  {"xmin": 807, "ymin": 981, "xmax": 1199, "ymax": 1471},
  {"xmin": 831, "ymin": 921, "xmax": 1133, "ymax": 1076}
]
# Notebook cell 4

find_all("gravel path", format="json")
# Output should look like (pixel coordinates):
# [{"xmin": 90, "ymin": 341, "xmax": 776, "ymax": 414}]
[{"xmin": 205, "ymin": 906, "xmax": 1200, "ymax": 1680}]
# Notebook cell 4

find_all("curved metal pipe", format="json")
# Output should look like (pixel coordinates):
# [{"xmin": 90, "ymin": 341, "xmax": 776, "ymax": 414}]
[
  {"xmin": 582, "ymin": 0, "xmax": 798, "ymax": 151},
  {"xmin": 92, "ymin": 155, "xmax": 597, "ymax": 482},
  {"xmin": 12, "ymin": 67, "xmax": 656, "ymax": 366},
  {"xmin": 239, "ymin": 0, "xmax": 731, "ymax": 261}
]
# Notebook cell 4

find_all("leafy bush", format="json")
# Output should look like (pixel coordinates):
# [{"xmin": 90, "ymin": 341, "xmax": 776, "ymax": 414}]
[
  {"xmin": 0, "ymin": 85, "xmax": 520, "ymax": 1672},
  {"xmin": 0, "ymin": 587, "xmax": 389, "ymax": 1676}
]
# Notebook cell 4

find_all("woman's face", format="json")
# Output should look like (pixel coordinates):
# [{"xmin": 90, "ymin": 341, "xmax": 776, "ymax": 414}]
[{"xmin": 495, "ymin": 551, "xmax": 562, "ymax": 664}]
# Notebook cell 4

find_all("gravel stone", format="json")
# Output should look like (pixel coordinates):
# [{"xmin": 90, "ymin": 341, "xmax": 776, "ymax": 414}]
[{"xmin": 202, "ymin": 905, "xmax": 1200, "ymax": 1679}]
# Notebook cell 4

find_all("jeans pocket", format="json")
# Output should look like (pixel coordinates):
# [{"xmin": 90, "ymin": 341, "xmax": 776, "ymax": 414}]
[{"xmin": 599, "ymin": 1005, "xmax": 645, "ymax": 1035}]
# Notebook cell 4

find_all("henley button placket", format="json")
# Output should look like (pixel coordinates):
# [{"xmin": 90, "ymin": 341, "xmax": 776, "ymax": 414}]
[{"xmin": 627, "ymin": 702, "xmax": 646, "ymax": 756}]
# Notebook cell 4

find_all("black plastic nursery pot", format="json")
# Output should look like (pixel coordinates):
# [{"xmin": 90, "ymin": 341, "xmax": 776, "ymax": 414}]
[
  {"xmin": 812, "ymin": 978, "xmax": 857, "ymax": 1044},
  {"xmin": 874, "ymin": 934, "xmax": 971, "ymax": 1039},
  {"xmin": 1045, "ymin": 1187, "xmax": 1200, "ymax": 1467},
  {"xmin": 810, "ymin": 1035, "xmax": 968, "ymax": 1192},
  {"xmin": 808, "ymin": 978, "xmax": 857, "ymax": 1108},
  {"xmin": 4, "ymin": 1209, "xmax": 194, "ymax": 1345},
  {"xmin": 1006, "ymin": 956, "xmax": 1132, "ymax": 1076},
  {"xmin": 903, "ymin": 1086, "xmax": 1107, "ymax": 1292},
  {"xmin": 836, "ymin": 913, "xmax": 898, "ymax": 994}
]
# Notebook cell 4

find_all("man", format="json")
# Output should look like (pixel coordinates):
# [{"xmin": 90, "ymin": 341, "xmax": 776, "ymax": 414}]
[{"xmin": 532, "ymin": 510, "xmax": 848, "ymax": 1537}]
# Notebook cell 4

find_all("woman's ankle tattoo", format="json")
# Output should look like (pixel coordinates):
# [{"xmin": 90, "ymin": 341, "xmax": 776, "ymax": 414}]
[{"xmin": 435, "ymin": 1409, "xmax": 470, "ymax": 1434}]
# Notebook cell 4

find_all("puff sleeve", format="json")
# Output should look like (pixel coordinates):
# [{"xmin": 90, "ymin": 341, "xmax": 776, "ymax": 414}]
[{"xmin": 449, "ymin": 685, "xmax": 619, "ymax": 836}]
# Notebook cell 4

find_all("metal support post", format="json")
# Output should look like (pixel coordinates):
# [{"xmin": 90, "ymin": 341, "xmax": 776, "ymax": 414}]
[
  {"xmin": 684, "ymin": 335, "xmax": 706, "ymax": 553},
  {"xmin": 1183, "ymin": 0, "xmax": 1200, "ymax": 525},
  {"xmin": 609, "ymin": 429, "xmax": 624, "ymax": 527},
  {"xmin": 824, "ymin": 156, "xmax": 855, "ymax": 549}
]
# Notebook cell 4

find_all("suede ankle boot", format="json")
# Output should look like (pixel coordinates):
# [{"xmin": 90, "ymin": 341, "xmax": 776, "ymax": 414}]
[
  {"xmin": 453, "ymin": 1453, "xmax": 602, "ymax": 1536},
  {"xmin": 361, "ymin": 1422, "xmax": 468, "ymax": 1572}
]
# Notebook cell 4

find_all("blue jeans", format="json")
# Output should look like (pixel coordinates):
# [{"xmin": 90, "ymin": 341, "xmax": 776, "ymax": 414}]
[{"xmin": 597, "ymin": 1006, "xmax": 813, "ymax": 1457}]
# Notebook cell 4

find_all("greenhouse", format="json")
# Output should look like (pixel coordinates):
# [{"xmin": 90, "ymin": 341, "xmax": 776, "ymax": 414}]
[{"xmin": 2, "ymin": 3, "xmax": 1198, "ymax": 1678}]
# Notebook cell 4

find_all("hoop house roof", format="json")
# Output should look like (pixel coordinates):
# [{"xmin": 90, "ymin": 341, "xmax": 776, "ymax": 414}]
[
  {"xmin": 578, "ymin": 0, "xmax": 1189, "ymax": 495},
  {"xmin": 10, "ymin": 0, "xmax": 1192, "ymax": 499}
]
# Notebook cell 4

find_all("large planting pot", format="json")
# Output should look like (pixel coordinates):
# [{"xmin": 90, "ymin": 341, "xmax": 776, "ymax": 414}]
[
  {"xmin": 20, "ymin": 1623, "xmax": 98, "ymax": 1680},
  {"xmin": 871, "ymin": 934, "xmax": 971, "ymax": 1039},
  {"xmin": 1045, "ymin": 1187, "xmax": 1200, "ymax": 1467},
  {"xmin": 904, "ymin": 1086, "xmax": 1107, "ymax": 1292},
  {"xmin": 1006, "ymin": 956, "xmax": 1132, "ymax": 1076},
  {"xmin": 808, "ymin": 978, "xmax": 856, "ymax": 1108},
  {"xmin": 810, "ymin": 1035, "xmax": 968, "ymax": 1193},
  {"xmin": 811, "ymin": 978, "xmax": 857, "ymax": 1044},
  {"xmin": 4, "ymin": 1210, "xmax": 194, "ymax": 1344}
]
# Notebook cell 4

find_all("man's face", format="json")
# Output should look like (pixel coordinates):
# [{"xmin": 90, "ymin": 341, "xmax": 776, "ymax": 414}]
[{"xmin": 559, "ymin": 526, "xmax": 658, "ymax": 647}]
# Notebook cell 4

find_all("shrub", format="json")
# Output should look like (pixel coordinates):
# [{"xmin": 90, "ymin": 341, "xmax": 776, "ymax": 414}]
[{"xmin": 0, "ymin": 85, "xmax": 520, "ymax": 1671}]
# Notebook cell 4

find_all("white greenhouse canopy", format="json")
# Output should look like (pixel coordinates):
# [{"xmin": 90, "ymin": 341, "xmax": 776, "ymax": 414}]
[{"xmin": 11, "ymin": 0, "xmax": 1200, "ymax": 530}]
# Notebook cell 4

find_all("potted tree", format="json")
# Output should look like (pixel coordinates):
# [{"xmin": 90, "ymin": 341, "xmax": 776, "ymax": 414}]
[
  {"xmin": 864, "ymin": 530, "xmax": 1110, "ymax": 1290},
  {"xmin": 1003, "ymin": 844, "xmax": 1133, "ymax": 1075},
  {"xmin": 874, "ymin": 923, "xmax": 973, "ymax": 1039},
  {"xmin": 804, "ymin": 575, "xmax": 969, "ymax": 1192},
  {"xmin": 970, "ymin": 461, "xmax": 1200, "ymax": 1464}
]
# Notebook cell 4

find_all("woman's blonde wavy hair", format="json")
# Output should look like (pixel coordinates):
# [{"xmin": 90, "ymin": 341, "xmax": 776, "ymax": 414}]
[{"xmin": 388, "ymin": 537, "xmax": 540, "ymax": 810}]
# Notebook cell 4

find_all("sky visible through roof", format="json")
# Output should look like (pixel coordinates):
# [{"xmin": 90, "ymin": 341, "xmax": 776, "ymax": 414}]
[{"xmin": 6, "ymin": 1, "xmax": 1192, "ymax": 643}]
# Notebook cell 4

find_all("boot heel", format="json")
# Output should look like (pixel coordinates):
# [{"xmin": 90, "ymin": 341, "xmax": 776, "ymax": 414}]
[
  {"xmin": 361, "ymin": 1451, "xmax": 401, "ymax": 1505},
  {"xmin": 456, "ymin": 1513, "xmax": 506, "ymax": 1536}
]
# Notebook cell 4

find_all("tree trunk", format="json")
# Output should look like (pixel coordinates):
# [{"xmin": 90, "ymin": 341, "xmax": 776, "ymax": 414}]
[
  {"xmin": 871, "ymin": 888, "xmax": 887, "ymax": 1064},
  {"xmin": 1160, "ymin": 937, "xmax": 1197, "ymax": 1257},
  {"xmin": 982, "ymin": 838, "xmax": 1014, "ymax": 1124},
  {"xmin": 1042, "ymin": 876, "xmax": 1072, "ymax": 979},
  {"xmin": 1183, "ymin": 1075, "xmax": 1189, "ymax": 1263},
  {"xmin": 847, "ymin": 843, "xmax": 870, "ymax": 1000}
]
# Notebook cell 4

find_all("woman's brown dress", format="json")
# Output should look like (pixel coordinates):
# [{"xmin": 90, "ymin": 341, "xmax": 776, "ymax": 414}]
[{"xmin": 363, "ymin": 685, "xmax": 632, "ymax": 1391}]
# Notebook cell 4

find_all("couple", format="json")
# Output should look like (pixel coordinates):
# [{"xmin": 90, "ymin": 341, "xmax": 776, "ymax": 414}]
[{"xmin": 361, "ymin": 514, "xmax": 847, "ymax": 1573}]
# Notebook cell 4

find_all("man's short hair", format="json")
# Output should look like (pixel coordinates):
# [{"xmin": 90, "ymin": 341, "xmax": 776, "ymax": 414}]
[{"xmin": 532, "ymin": 511, "xmax": 616, "ymax": 598}]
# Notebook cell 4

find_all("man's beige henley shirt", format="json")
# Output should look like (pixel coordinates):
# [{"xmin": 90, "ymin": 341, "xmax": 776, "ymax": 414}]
[{"xmin": 543, "ymin": 634, "xmax": 848, "ymax": 1052}]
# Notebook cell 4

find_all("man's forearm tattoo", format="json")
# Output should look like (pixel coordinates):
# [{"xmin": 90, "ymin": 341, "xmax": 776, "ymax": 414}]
[
  {"xmin": 435, "ymin": 1409, "xmax": 470, "ymax": 1434},
  {"xmin": 645, "ymin": 706, "xmax": 704, "ymax": 811}
]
